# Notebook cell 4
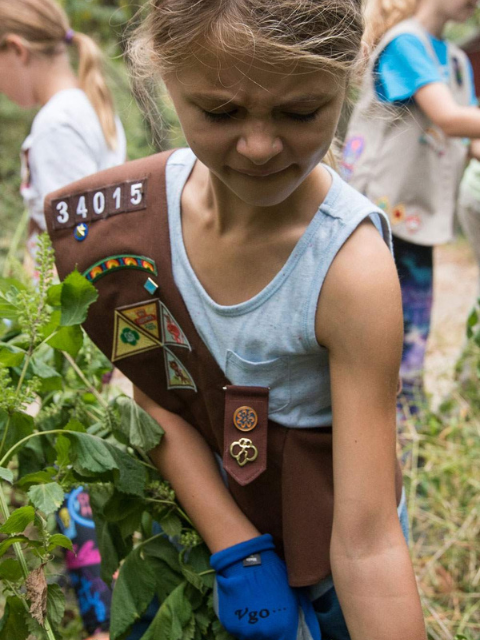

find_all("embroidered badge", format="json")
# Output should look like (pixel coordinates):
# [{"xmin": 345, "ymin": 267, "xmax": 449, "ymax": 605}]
[
  {"xmin": 160, "ymin": 302, "xmax": 191, "ymax": 349},
  {"xmin": 233, "ymin": 406, "xmax": 258, "ymax": 432},
  {"xmin": 74, "ymin": 223, "xmax": 89, "ymax": 241},
  {"xmin": 83, "ymin": 255, "xmax": 157, "ymax": 283},
  {"xmin": 391, "ymin": 204, "xmax": 406, "ymax": 225},
  {"xmin": 341, "ymin": 135, "xmax": 365, "ymax": 181},
  {"xmin": 144, "ymin": 277, "xmax": 159, "ymax": 295},
  {"xmin": 117, "ymin": 299, "xmax": 161, "ymax": 341},
  {"xmin": 112, "ymin": 312, "xmax": 161, "ymax": 362},
  {"xmin": 376, "ymin": 197, "xmax": 391, "ymax": 214},
  {"xmin": 164, "ymin": 347, "xmax": 197, "ymax": 391},
  {"xmin": 405, "ymin": 214, "xmax": 422, "ymax": 234}
]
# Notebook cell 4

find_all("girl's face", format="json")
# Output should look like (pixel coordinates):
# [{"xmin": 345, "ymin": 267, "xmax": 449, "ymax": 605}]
[
  {"xmin": 165, "ymin": 54, "xmax": 346, "ymax": 207},
  {"xmin": 0, "ymin": 39, "xmax": 36, "ymax": 108}
]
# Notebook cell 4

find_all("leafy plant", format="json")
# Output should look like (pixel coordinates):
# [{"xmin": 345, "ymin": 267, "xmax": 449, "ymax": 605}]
[{"xmin": 0, "ymin": 235, "xmax": 224, "ymax": 639}]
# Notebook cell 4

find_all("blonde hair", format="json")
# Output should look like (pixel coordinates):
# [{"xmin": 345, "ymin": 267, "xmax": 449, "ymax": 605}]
[
  {"xmin": 363, "ymin": 0, "xmax": 418, "ymax": 47},
  {"xmin": 0, "ymin": 0, "xmax": 117, "ymax": 149},
  {"xmin": 127, "ymin": 0, "xmax": 365, "ymax": 150}
]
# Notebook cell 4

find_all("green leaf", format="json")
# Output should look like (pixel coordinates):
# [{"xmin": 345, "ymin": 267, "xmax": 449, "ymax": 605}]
[
  {"xmin": 115, "ymin": 396, "xmax": 164, "ymax": 452},
  {"xmin": 0, "ymin": 558, "xmax": 23, "ymax": 582},
  {"xmin": 60, "ymin": 270, "xmax": 98, "ymax": 326},
  {"xmin": 143, "ymin": 535, "xmax": 181, "ymax": 574},
  {"xmin": 66, "ymin": 432, "xmax": 147, "ymax": 497},
  {"xmin": 0, "ymin": 535, "xmax": 41, "ymax": 558},
  {"xmin": 467, "ymin": 308, "xmax": 478, "ymax": 328},
  {"xmin": 46, "ymin": 283, "xmax": 63, "ymax": 307},
  {"xmin": 47, "ymin": 324, "xmax": 83, "ymax": 358},
  {"xmin": 140, "ymin": 582, "xmax": 192, "ymax": 640},
  {"xmin": 0, "ymin": 467, "xmax": 14, "ymax": 484},
  {"xmin": 212, "ymin": 619, "xmax": 236, "ymax": 640},
  {"xmin": 0, "ymin": 596, "xmax": 30, "ymax": 640},
  {"xmin": 30, "ymin": 357, "xmax": 61, "ymax": 381},
  {"xmin": 158, "ymin": 512, "xmax": 182, "ymax": 538},
  {"xmin": 0, "ymin": 506, "xmax": 35, "ymax": 534},
  {"xmin": 28, "ymin": 482, "xmax": 64, "ymax": 516},
  {"xmin": 0, "ymin": 346, "xmax": 25, "ymax": 368},
  {"xmin": 46, "ymin": 584, "xmax": 65, "ymax": 630},
  {"xmin": 110, "ymin": 547, "xmax": 157, "ymax": 640},
  {"xmin": 188, "ymin": 544, "xmax": 215, "ymax": 589},
  {"xmin": 0, "ymin": 411, "xmax": 35, "ymax": 459},
  {"xmin": 17, "ymin": 468, "xmax": 57, "ymax": 489},
  {"xmin": 64, "ymin": 418, "xmax": 86, "ymax": 433},
  {"xmin": 55, "ymin": 435, "xmax": 71, "ymax": 468},
  {"xmin": 47, "ymin": 534, "xmax": 73, "ymax": 552}
]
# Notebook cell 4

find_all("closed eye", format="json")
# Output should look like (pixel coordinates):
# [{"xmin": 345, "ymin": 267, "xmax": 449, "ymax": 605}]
[{"xmin": 200, "ymin": 106, "xmax": 322, "ymax": 123}]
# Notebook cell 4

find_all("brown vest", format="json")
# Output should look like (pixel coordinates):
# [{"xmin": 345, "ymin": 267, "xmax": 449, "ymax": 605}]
[{"xmin": 45, "ymin": 150, "xmax": 403, "ymax": 587}]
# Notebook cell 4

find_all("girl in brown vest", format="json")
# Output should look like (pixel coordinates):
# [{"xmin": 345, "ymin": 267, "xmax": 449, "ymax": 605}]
[
  {"xmin": 123, "ymin": 1, "xmax": 425, "ymax": 639},
  {"xmin": 344, "ymin": 0, "xmax": 480, "ymax": 416},
  {"xmin": 46, "ymin": 0, "xmax": 426, "ymax": 638}
]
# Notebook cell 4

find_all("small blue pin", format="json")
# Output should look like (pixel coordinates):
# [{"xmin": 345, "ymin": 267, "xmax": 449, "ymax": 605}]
[
  {"xmin": 144, "ymin": 277, "xmax": 158, "ymax": 295},
  {"xmin": 74, "ymin": 223, "xmax": 89, "ymax": 242}
]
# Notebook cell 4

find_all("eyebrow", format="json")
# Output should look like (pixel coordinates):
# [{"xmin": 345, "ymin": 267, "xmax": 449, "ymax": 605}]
[{"xmin": 187, "ymin": 92, "xmax": 332, "ymax": 107}]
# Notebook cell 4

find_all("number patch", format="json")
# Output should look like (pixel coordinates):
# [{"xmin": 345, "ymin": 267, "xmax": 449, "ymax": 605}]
[{"xmin": 51, "ymin": 178, "xmax": 148, "ymax": 229}]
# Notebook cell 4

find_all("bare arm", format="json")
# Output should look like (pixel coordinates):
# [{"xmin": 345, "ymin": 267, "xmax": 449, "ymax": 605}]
[
  {"xmin": 316, "ymin": 221, "xmax": 426, "ymax": 640},
  {"xmin": 415, "ymin": 82, "xmax": 480, "ymax": 138},
  {"xmin": 134, "ymin": 386, "xmax": 259, "ymax": 552}
]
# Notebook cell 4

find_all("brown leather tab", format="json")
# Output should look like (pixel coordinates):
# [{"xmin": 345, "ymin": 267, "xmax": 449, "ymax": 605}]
[{"xmin": 223, "ymin": 386, "xmax": 268, "ymax": 486}]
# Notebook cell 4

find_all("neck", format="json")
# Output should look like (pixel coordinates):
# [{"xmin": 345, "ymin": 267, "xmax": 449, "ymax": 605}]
[
  {"xmin": 191, "ymin": 161, "xmax": 330, "ymax": 236},
  {"xmin": 31, "ymin": 52, "xmax": 79, "ymax": 106},
  {"xmin": 415, "ymin": 3, "xmax": 447, "ymax": 38}
]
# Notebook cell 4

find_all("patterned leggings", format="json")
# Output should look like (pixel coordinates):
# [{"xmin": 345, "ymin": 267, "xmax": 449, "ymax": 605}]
[{"xmin": 392, "ymin": 236, "xmax": 434, "ymax": 415}]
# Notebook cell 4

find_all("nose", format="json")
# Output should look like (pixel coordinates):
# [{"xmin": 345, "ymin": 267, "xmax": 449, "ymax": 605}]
[{"xmin": 236, "ymin": 122, "xmax": 283, "ymax": 165}]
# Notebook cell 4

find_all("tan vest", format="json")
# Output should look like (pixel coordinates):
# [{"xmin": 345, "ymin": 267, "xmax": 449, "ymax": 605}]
[
  {"xmin": 44, "ymin": 150, "xmax": 403, "ymax": 587},
  {"xmin": 344, "ymin": 19, "xmax": 472, "ymax": 246}
]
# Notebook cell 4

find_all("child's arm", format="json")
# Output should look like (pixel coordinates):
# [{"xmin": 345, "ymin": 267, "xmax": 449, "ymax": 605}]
[
  {"xmin": 415, "ymin": 82, "xmax": 480, "ymax": 138},
  {"xmin": 316, "ymin": 220, "xmax": 426, "ymax": 640},
  {"xmin": 133, "ymin": 386, "xmax": 260, "ymax": 552}
]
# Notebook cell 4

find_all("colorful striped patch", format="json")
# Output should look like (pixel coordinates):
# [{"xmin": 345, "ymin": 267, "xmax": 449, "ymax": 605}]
[{"xmin": 83, "ymin": 255, "xmax": 157, "ymax": 283}]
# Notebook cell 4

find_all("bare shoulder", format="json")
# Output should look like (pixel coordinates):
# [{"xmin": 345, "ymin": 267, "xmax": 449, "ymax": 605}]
[{"xmin": 316, "ymin": 219, "xmax": 402, "ymax": 352}]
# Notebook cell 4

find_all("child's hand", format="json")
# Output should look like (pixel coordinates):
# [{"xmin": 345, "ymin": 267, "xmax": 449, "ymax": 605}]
[{"xmin": 210, "ymin": 534, "xmax": 321, "ymax": 640}]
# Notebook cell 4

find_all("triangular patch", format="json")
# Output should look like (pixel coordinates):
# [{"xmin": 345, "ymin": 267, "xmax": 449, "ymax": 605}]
[
  {"xmin": 164, "ymin": 347, "xmax": 197, "ymax": 391},
  {"xmin": 118, "ymin": 299, "xmax": 161, "ymax": 341},
  {"xmin": 112, "ymin": 312, "xmax": 161, "ymax": 362},
  {"xmin": 160, "ymin": 302, "xmax": 191, "ymax": 350}
]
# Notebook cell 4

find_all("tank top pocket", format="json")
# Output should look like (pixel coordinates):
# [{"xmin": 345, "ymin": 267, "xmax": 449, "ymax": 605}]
[{"xmin": 225, "ymin": 350, "xmax": 291, "ymax": 415}]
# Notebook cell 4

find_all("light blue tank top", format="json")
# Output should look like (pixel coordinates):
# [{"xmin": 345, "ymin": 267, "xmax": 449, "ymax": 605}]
[{"xmin": 166, "ymin": 148, "xmax": 391, "ymax": 428}]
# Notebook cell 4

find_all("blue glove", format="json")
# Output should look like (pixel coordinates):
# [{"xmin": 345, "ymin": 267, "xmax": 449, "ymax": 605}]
[{"xmin": 210, "ymin": 534, "xmax": 321, "ymax": 640}]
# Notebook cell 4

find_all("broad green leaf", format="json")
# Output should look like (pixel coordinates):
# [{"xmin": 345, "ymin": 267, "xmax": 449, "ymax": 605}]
[
  {"xmin": 0, "ymin": 559, "xmax": 23, "ymax": 582},
  {"xmin": 467, "ymin": 308, "xmax": 478, "ymax": 328},
  {"xmin": 110, "ymin": 547, "xmax": 157, "ymax": 640},
  {"xmin": 140, "ymin": 581, "xmax": 192, "ymax": 640},
  {"xmin": 0, "ymin": 596, "xmax": 30, "ymax": 640},
  {"xmin": 47, "ymin": 534, "xmax": 73, "ymax": 552},
  {"xmin": 179, "ymin": 560, "xmax": 206, "ymax": 594},
  {"xmin": 60, "ymin": 270, "xmax": 98, "ymax": 326},
  {"xmin": 0, "ymin": 346, "xmax": 25, "ymax": 368},
  {"xmin": 17, "ymin": 468, "xmax": 57, "ymax": 489},
  {"xmin": 55, "ymin": 435, "xmax": 71, "ymax": 468},
  {"xmin": 28, "ymin": 482, "xmax": 64, "ymax": 516},
  {"xmin": 0, "ymin": 506, "xmax": 35, "ymax": 534},
  {"xmin": 47, "ymin": 324, "xmax": 83, "ymax": 358},
  {"xmin": 30, "ymin": 357, "xmax": 61, "ymax": 380},
  {"xmin": 0, "ymin": 535, "xmax": 41, "ymax": 558},
  {"xmin": 0, "ymin": 467, "xmax": 14, "ymax": 484},
  {"xmin": 39, "ymin": 309, "xmax": 61, "ymax": 341},
  {"xmin": 143, "ymin": 535, "xmax": 182, "ymax": 574},
  {"xmin": 115, "ymin": 396, "xmax": 164, "ymax": 452},
  {"xmin": 46, "ymin": 584, "xmax": 65, "ymax": 630},
  {"xmin": 0, "ymin": 299, "xmax": 20, "ymax": 321},
  {"xmin": 188, "ymin": 545, "xmax": 215, "ymax": 589},
  {"xmin": 103, "ymin": 491, "xmax": 145, "ymax": 539},
  {"xmin": 46, "ymin": 283, "xmax": 63, "ymax": 307},
  {"xmin": 66, "ymin": 432, "xmax": 146, "ymax": 497},
  {"xmin": 0, "ymin": 411, "xmax": 35, "ymax": 462},
  {"xmin": 158, "ymin": 512, "xmax": 182, "ymax": 538},
  {"xmin": 64, "ymin": 418, "xmax": 86, "ymax": 433}
]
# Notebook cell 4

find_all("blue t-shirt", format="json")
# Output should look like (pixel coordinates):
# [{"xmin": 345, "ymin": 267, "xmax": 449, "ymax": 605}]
[{"xmin": 375, "ymin": 33, "xmax": 477, "ymax": 104}]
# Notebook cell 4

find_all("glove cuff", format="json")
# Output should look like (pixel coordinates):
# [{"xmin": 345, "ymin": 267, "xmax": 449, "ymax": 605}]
[{"xmin": 210, "ymin": 534, "xmax": 275, "ymax": 572}]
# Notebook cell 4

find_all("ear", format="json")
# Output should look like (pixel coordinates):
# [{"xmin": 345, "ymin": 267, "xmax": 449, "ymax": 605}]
[{"xmin": 3, "ymin": 34, "xmax": 31, "ymax": 64}]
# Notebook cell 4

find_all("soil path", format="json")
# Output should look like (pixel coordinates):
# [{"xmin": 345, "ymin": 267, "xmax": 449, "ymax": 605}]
[
  {"xmin": 426, "ymin": 237, "xmax": 478, "ymax": 407},
  {"xmin": 112, "ymin": 237, "xmax": 479, "ymax": 407}
]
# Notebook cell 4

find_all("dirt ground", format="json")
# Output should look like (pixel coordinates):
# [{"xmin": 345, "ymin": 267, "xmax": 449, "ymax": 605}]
[
  {"xmin": 112, "ymin": 236, "xmax": 479, "ymax": 407},
  {"xmin": 426, "ymin": 237, "xmax": 478, "ymax": 407}
]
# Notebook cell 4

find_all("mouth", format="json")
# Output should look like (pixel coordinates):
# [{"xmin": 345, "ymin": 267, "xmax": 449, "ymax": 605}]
[{"xmin": 231, "ymin": 166, "xmax": 289, "ymax": 178}]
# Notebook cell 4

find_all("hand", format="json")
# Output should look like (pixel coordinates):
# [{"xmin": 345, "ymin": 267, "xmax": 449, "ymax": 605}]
[
  {"xmin": 210, "ymin": 534, "xmax": 321, "ymax": 640},
  {"xmin": 86, "ymin": 633, "xmax": 109, "ymax": 640},
  {"xmin": 469, "ymin": 138, "xmax": 480, "ymax": 160}
]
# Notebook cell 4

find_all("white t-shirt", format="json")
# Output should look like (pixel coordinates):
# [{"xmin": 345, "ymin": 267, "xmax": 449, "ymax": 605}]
[{"xmin": 21, "ymin": 88, "xmax": 126, "ymax": 231}]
